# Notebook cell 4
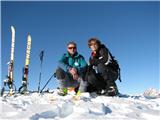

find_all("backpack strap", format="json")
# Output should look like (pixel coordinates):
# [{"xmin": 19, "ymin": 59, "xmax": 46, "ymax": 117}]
[{"xmin": 118, "ymin": 67, "xmax": 122, "ymax": 82}]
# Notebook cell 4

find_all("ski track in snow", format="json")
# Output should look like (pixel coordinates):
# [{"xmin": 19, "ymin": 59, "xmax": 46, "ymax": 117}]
[{"xmin": 0, "ymin": 90, "xmax": 160, "ymax": 120}]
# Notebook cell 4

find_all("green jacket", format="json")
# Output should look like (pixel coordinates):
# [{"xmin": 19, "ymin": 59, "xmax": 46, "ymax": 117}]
[{"xmin": 58, "ymin": 52, "xmax": 87, "ymax": 73}]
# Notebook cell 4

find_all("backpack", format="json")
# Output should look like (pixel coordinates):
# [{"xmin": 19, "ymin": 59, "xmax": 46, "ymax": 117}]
[{"xmin": 108, "ymin": 50, "xmax": 122, "ymax": 82}]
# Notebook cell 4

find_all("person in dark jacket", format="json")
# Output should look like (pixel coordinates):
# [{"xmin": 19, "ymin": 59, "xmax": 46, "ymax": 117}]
[
  {"xmin": 86, "ymin": 38, "xmax": 119, "ymax": 96},
  {"xmin": 55, "ymin": 41, "xmax": 88, "ymax": 95}
]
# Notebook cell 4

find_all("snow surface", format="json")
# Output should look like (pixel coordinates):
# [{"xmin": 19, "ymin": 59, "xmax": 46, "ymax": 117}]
[{"xmin": 0, "ymin": 89, "xmax": 160, "ymax": 120}]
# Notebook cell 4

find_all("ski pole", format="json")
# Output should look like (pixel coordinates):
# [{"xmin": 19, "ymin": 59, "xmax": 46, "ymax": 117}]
[
  {"xmin": 38, "ymin": 50, "xmax": 44, "ymax": 93},
  {"xmin": 40, "ymin": 73, "xmax": 55, "ymax": 93}
]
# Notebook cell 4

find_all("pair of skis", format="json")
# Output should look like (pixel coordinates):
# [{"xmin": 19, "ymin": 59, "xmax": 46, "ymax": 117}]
[{"xmin": 1, "ymin": 26, "xmax": 32, "ymax": 96}]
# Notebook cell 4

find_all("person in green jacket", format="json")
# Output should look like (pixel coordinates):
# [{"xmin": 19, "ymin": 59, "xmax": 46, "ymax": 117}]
[{"xmin": 55, "ymin": 41, "xmax": 88, "ymax": 95}]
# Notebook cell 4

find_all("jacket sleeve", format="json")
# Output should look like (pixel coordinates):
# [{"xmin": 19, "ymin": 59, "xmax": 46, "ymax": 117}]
[
  {"xmin": 58, "ymin": 54, "xmax": 71, "ymax": 72},
  {"xmin": 99, "ymin": 47, "xmax": 111, "ymax": 64},
  {"xmin": 76, "ymin": 56, "xmax": 87, "ymax": 72}
]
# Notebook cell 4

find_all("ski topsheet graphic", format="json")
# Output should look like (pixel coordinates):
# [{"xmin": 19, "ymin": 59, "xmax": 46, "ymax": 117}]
[
  {"xmin": 1, "ymin": 26, "xmax": 16, "ymax": 96},
  {"xmin": 19, "ymin": 34, "xmax": 32, "ymax": 94},
  {"xmin": 25, "ymin": 34, "xmax": 32, "ymax": 66}
]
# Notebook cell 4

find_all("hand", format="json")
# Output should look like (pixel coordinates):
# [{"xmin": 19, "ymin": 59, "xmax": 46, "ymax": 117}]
[
  {"xmin": 69, "ymin": 68, "xmax": 77, "ymax": 75},
  {"xmin": 73, "ymin": 73, "xmax": 79, "ymax": 80},
  {"xmin": 69, "ymin": 68, "xmax": 79, "ymax": 80}
]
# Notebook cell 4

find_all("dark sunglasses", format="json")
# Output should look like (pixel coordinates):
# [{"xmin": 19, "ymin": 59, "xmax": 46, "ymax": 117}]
[{"xmin": 68, "ymin": 47, "xmax": 76, "ymax": 49}]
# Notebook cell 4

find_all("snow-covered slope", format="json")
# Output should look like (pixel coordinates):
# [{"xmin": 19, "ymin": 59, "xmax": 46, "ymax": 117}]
[{"xmin": 0, "ymin": 89, "xmax": 160, "ymax": 120}]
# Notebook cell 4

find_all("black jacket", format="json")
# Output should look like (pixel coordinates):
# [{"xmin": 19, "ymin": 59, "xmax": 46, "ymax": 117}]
[
  {"xmin": 89, "ymin": 44, "xmax": 112, "ymax": 66},
  {"xmin": 89, "ymin": 44, "xmax": 121, "ymax": 82}
]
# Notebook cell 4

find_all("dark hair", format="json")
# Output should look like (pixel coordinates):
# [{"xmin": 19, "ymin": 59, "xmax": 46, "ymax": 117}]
[
  {"xmin": 67, "ymin": 41, "xmax": 77, "ymax": 48},
  {"xmin": 88, "ymin": 38, "xmax": 101, "ymax": 47}
]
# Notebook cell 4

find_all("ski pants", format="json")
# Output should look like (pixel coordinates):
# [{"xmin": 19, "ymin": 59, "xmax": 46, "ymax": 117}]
[
  {"xmin": 55, "ymin": 67, "xmax": 87, "ymax": 92},
  {"xmin": 86, "ymin": 68, "xmax": 106, "ymax": 92},
  {"xmin": 86, "ymin": 63, "xmax": 118, "ymax": 92}
]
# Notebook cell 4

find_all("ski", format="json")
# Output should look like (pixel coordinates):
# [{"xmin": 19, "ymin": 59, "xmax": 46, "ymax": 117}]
[
  {"xmin": 1, "ymin": 26, "xmax": 16, "ymax": 96},
  {"xmin": 19, "ymin": 34, "xmax": 32, "ymax": 94}
]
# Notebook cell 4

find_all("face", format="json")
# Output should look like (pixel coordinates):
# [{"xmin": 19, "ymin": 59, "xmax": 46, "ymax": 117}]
[
  {"xmin": 89, "ymin": 41, "xmax": 99, "ymax": 51},
  {"xmin": 67, "ymin": 44, "xmax": 77, "ymax": 55}
]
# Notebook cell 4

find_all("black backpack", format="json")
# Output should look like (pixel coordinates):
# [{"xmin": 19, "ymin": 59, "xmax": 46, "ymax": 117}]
[{"xmin": 108, "ymin": 50, "xmax": 122, "ymax": 82}]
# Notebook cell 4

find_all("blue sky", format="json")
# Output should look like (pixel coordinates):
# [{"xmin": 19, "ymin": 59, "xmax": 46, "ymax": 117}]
[{"xmin": 1, "ymin": 1, "xmax": 159, "ymax": 94}]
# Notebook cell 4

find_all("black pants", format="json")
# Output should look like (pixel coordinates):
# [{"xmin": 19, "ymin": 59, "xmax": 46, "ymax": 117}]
[
  {"xmin": 85, "ymin": 65, "xmax": 105, "ymax": 92},
  {"xmin": 86, "ymin": 64, "xmax": 118, "ymax": 92},
  {"xmin": 55, "ymin": 67, "xmax": 88, "ymax": 92},
  {"xmin": 97, "ymin": 63, "xmax": 118, "ymax": 82},
  {"xmin": 55, "ymin": 67, "xmax": 68, "ymax": 80},
  {"xmin": 55, "ymin": 67, "xmax": 81, "ymax": 89}
]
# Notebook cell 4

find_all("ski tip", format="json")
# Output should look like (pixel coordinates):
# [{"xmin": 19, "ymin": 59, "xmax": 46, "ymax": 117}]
[
  {"xmin": 28, "ymin": 34, "xmax": 31, "ymax": 37},
  {"xmin": 11, "ymin": 26, "xmax": 15, "ymax": 32},
  {"xmin": 27, "ymin": 34, "xmax": 32, "ymax": 41}
]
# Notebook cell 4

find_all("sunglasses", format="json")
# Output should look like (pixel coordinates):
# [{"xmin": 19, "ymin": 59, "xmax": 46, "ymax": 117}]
[{"xmin": 68, "ymin": 47, "xmax": 76, "ymax": 50}]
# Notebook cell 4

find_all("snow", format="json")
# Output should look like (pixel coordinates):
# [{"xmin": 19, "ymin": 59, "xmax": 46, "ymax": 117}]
[{"xmin": 0, "ymin": 88, "xmax": 160, "ymax": 120}]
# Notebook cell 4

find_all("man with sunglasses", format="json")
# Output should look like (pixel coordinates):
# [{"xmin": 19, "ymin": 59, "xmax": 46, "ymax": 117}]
[{"xmin": 55, "ymin": 41, "xmax": 88, "ymax": 96}]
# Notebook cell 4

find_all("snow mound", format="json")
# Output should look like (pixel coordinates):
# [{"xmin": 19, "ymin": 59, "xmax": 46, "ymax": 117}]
[{"xmin": 143, "ymin": 88, "xmax": 160, "ymax": 99}]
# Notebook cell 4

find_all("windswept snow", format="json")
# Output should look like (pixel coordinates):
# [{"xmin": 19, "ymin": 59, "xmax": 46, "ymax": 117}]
[{"xmin": 0, "ymin": 89, "xmax": 160, "ymax": 120}]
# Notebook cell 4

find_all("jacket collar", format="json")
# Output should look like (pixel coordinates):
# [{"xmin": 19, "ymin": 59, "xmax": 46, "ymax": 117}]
[{"xmin": 66, "ymin": 52, "xmax": 79, "ymax": 58}]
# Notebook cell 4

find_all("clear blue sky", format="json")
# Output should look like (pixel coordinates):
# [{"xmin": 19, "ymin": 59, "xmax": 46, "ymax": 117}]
[{"xmin": 1, "ymin": 1, "xmax": 159, "ymax": 94}]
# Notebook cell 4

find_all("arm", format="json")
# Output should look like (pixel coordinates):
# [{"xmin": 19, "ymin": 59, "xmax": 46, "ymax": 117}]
[
  {"xmin": 76, "ymin": 56, "xmax": 87, "ymax": 72},
  {"xmin": 99, "ymin": 47, "xmax": 112, "ymax": 65},
  {"xmin": 58, "ymin": 54, "xmax": 71, "ymax": 72}
]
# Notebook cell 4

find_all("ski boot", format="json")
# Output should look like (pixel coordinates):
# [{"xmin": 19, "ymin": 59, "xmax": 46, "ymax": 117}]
[
  {"xmin": 104, "ymin": 81, "xmax": 119, "ymax": 96},
  {"xmin": 18, "ymin": 80, "xmax": 28, "ymax": 94},
  {"xmin": 58, "ymin": 88, "xmax": 68, "ymax": 96}
]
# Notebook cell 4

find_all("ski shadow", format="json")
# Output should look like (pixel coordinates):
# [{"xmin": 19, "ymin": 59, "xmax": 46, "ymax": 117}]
[
  {"xmin": 118, "ymin": 93, "xmax": 142, "ymax": 99},
  {"xmin": 88, "ymin": 103, "xmax": 112, "ymax": 115},
  {"xmin": 30, "ymin": 111, "xmax": 57, "ymax": 120},
  {"xmin": 103, "ymin": 105, "xmax": 112, "ymax": 114},
  {"xmin": 89, "ymin": 106, "xmax": 112, "ymax": 115},
  {"xmin": 90, "ymin": 92, "xmax": 142, "ymax": 99}
]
